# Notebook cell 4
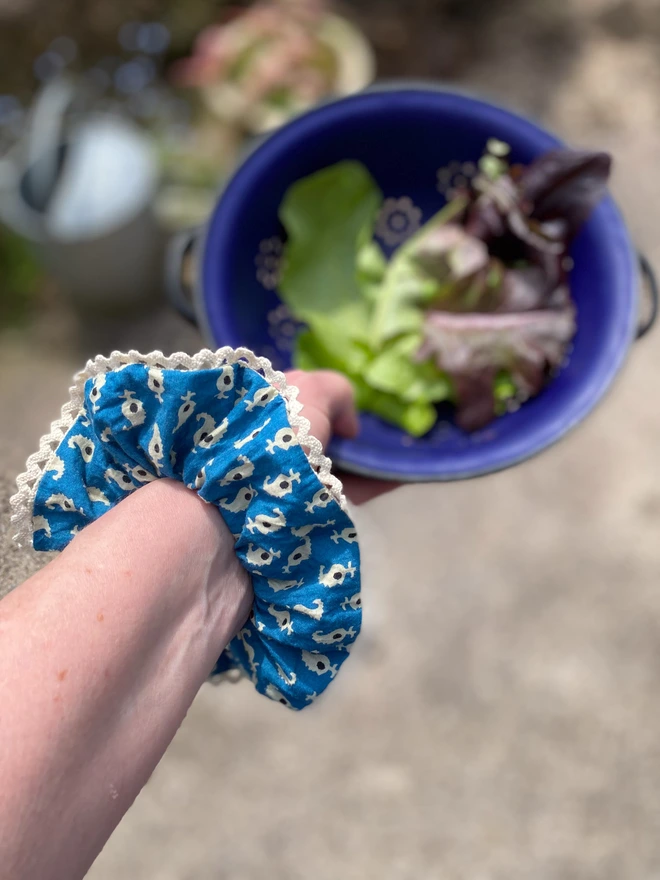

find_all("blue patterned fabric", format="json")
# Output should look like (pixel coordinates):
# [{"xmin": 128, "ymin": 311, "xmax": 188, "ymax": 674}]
[{"xmin": 28, "ymin": 358, "xmax": 361, "ymax": 710}]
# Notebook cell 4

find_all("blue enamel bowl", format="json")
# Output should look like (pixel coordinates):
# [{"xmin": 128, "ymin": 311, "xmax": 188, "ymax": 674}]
[{"xmin": 183, "ymin": 86, "xmax": 640, "ymax": 481}]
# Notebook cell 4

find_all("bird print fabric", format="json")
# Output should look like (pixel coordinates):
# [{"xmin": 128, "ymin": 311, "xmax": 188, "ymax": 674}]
[{"xmin": 13, "ymin": 351, "xmax": 361, "ymax": 711}]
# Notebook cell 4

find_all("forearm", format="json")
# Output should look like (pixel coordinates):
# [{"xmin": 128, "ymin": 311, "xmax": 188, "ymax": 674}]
[{"xmin": 0, "ymin": 480, "xmax": 252, "ymax": 880}]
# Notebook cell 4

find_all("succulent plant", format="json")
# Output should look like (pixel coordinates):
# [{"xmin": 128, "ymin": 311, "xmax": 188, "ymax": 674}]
[{"xmin": 169, "ymin": 0, "xmax": 340, "ymax": 131}]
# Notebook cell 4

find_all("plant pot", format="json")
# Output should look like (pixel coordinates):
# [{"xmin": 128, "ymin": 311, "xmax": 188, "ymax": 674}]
[{"xmin": 200, "ymin": 14, "xmax": 376, "ymax": 135}]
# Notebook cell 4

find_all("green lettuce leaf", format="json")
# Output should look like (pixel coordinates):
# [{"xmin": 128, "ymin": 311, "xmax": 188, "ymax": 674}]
[
  {"xmin": 363, "ymin": 333, "xmax": 452, "ymax": 404},
  {"xmin": 294, "ymin": 329, "xmax": 439, "ymax": 437},
  {"xmin": 356, "ymin": 239, "xmax": 388, "ymax": 307},
  {"xmin": 279, "ymin": 161, "xmax": 452, "ymax": 437},
  {"xmin": 371, "ymin": 196, "xmax": 468, "ymax": 345},
  {"xmin": 278, "ymin": 160, "xmax": 382, "ymax": 374}
]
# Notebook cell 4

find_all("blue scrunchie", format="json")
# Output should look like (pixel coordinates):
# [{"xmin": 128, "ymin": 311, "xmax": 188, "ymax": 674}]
[{"xmin": 11, "ymin": 350, "xmax": 361, "ymax": 710}]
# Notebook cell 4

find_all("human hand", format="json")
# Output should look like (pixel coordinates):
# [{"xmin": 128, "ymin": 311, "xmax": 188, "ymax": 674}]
[{"xmin": 285, "ymin": 369, "xmax": 401, "ymax": 504}]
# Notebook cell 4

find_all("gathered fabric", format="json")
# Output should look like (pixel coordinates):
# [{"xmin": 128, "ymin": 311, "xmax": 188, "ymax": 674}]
[{"xmin": 11, "ymin": 349, "xmax": 361, "ymax": 710}]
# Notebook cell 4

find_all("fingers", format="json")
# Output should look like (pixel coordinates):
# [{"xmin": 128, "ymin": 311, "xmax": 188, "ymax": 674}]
[
  {"xmin": 284, "ymin": 370, "xmax": 401, "ymax": 504},
  {"xmin": 286, "ymin": 370, "xmax": 360, "ymax": 442},
  {"xmin": 314, "ymin": 371, "xmax": 360, "ymax": 439}
]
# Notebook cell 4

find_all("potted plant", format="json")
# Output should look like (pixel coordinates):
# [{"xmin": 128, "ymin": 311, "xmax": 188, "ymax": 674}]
[{"xmin": 170, "ymin": 0, "xmax": 375, "ymax": 135}]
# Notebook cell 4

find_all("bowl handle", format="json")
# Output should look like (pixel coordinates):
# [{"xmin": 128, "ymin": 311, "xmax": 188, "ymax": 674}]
[
  {"xmin": 637, "ymin": 253, "xmax": 658, "ymax": 340},
  {"xmin": 165, "ymin": 227, "xmax": 200, "ymax": 325}
]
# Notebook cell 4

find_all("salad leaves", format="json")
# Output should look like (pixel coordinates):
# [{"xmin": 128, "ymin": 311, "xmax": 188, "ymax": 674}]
[
  {"xmin": 370, "ymin": 197, "xmax": 469, "ymax": 344},
  {"xmin": 275, "ymin": 142, "xmax": 611, "ymax": 437},
  {"xmin": 278, "ymin": 161, "xmax": 454, "ymax": 436},
  {"xmin": 419, "ymin": 307, "xmax": 576, "ymax": 431},
  {"xmin": 278, "ymin": 160, "xmax": 379, "ymax": 375}
]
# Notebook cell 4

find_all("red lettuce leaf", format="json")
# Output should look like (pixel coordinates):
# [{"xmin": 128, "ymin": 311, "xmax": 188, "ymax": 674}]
[
  {"xmin": 451, "ymin": 369, "xmax": 498, "ymax": 432},
  {"xmin": 464, "ymin": 149, "xmax": 611, "ymax": 255},
  {"xmin": 412, "ymin": 223, "xmax": 490, "ymax": 282},
  {"xmin": 518, "ymin": 150, "xmax": 612, "ymax": 240},
  {"xmin": 498, "ymin": 264, "xmax": 570, "ymax": 313},
  {"xmin": 419, "ymin": 307, "xmax": 576, "ymax": 431}
]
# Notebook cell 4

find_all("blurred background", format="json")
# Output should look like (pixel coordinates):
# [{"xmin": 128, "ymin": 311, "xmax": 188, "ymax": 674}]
[{"xmin": 2, "ymin": 1, "xmax": 660, "ymax": 878}]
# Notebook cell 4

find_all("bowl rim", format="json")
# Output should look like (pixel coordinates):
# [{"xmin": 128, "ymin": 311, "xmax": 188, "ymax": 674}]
[{"xmin": 196, "ymin": 83, "xmax": 639, "ymax": 481}]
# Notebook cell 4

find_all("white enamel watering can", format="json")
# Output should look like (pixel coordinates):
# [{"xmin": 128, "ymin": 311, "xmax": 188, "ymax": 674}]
[{"xmin": 0, "ymin": 77, "xmax": 165, "ymax": 315}]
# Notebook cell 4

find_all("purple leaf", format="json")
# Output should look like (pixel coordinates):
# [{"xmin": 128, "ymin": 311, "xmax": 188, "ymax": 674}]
[
  {"xmin": 464, "ymin": 172, "xmax": 565, "ymax": 257},
  {"xmin": 412, "ymin": 223, "xmax": 490, "ymax": 281},
  {"xmin": 452, "ymin": 369, "xmax": 498, "ymax": 431},
  {"xmin": 419, "ymin": 307, "xmax": 576, "ymax": 430},
  {"xmin": 464, "ymin": 174, "xmax": 517, "ymax": 243},
  {"xmin": 498, "ymin": 265, "xmax": 569, "ymax": 313},
  {"xmin": 420, "ymin": 307, "xmax": 575, "ymax": 376},
  {"xmin": 464, "ymin": 196, "xmax": 508, "ymax": 242},
  {"xmin": 519, "ymin": 150, "xmax": 612, "ymax": 240}
]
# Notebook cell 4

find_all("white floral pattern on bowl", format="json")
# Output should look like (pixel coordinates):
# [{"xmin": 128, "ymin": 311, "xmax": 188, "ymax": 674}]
[
  {"xmin": 255, "ymin": 236, "xmax": 284, "ymax": 290},
  {"xmin": 267, "ymin": 302, "xmax": 305, "ymax": 354},
  {"xmin": 436, "ymin": 160, "xmax": 478, "ymax": 198},
  {"xmin": 375, "ymin": 196, "xmax": 422, "ymax": 247}
]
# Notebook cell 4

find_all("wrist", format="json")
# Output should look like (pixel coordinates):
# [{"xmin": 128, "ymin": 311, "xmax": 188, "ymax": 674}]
[
  {"xmin": 166, "ymin": 481, "xmax": 254, "ymax": 663},
  {"xmin": 61, "ymin": 479, "xmax": 253, "ymax": 672}
]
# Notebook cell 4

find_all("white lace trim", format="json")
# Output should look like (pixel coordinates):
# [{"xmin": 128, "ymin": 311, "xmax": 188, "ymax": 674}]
[{"xmin": 10, "ymin": 347, "xmax": 347, "ymax": 548}]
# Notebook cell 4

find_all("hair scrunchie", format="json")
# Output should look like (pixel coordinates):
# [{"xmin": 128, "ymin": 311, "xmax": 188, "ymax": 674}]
[{"xmin": 10, "ymin": 348, "xmax": 361, "ymax": 710}]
